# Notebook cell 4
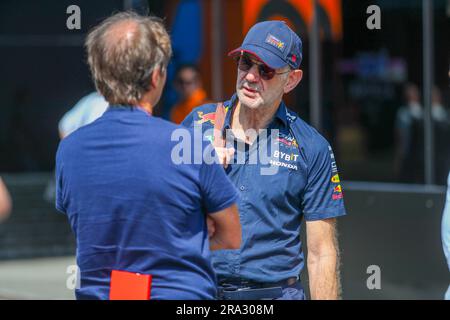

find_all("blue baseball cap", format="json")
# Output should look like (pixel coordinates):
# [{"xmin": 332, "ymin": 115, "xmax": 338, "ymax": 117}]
[{"xmin": 228, "ymin": 20, "xmax": 303, "ymax": 70}]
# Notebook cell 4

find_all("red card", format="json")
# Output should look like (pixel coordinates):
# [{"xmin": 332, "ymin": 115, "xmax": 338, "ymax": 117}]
[{"xmin": 109, "ymin": 270, "xmax": 152, "ymax": 300}]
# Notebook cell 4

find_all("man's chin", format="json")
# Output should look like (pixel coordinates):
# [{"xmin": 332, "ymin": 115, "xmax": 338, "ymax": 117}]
[
  {"xmin": 237, "ymin": 92, "xmax": 262, "ymax": 109},
  {"xmin": 242, "ymin": 100, "xmax": 262, "ymax": 109}
]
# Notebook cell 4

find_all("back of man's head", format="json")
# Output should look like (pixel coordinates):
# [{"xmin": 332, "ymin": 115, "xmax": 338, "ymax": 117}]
[{"xmin": 86, "ymin": 12, "xmax": 172, "ymax": 106}]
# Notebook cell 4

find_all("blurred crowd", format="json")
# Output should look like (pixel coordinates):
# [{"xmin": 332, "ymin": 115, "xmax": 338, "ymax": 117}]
[{"xmin": 394, "ymin": 83, "xmax": 450, "ymax": 185}]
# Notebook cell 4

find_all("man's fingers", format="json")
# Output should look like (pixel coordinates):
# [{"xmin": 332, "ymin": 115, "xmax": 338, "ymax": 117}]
[
  {"xmin": 226, "ymin": 147, "xmax": 235, "ymax": 158},
  {"xmin": 224, "ymin": 147, "xmax": 235, "ymax": 168},
  {"xmin": 207, "ymin": 216, "xmax": 216, "ymax": 238},
  {"xmin": 215, "ymin": 147, "xmax": 235, "ymax": 168}
]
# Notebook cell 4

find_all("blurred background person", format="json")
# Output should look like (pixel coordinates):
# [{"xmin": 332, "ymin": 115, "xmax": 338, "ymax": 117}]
[
  {"xmin": 58, "ymin": 91, "xmax": 109, "ymax": 139},
  {"xmin": 170, "ymin": 64, "xmax": 209, "ymax": 124},
  {"xmin": 431, "ymin": 87, "xmax": 448, "ymax": 123},
  {"xmin": 0, "ymin": 177, "xmax": 12, "ymax": 223},
  {"xmin": 442, "ymin": 172, "xmax": 450, "ymax": 300},
  {"xmin": 44, "ymin": 92, "xmax": 109, "ymax": 202},
  {"xmin": 394, "ymin": 83, "xmax": 424, "ymax": 183},
  {"xmin": 433, "ymin": 87, "xmax": 450, "ymax": 185}
]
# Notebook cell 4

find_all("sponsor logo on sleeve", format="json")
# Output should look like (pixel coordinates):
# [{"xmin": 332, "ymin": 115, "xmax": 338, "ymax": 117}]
[
  {"xmin": 332, "ymin": 184, "xmax": 343, "ymax": 200},
  {"xmin": 331, "ymin": 161, "xmax": 338, "ymax": 173},
  {"xmin": 328, "ymin": 146, "xmax": 338, "ymax": 173},
  {"xmin": 331, "ymin": 174, "xmax": 340, "ymax": 183},
  {"xmin": 333, "ymin": 185, "xmax": 342, "ymax": 193},
  {"xmin": 332, "ymin": 193, "xmax": 343, "ymax": 200},
  {"xmin": 328, "ymin": 146, "xmax": 335, "ymax": 159}
]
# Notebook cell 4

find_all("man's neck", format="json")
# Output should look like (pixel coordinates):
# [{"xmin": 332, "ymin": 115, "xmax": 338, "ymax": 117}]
[
  {"xmin": 137, "ymin": 97, "xmax": 154, "ymax": 115},
  {"xmin": 231, "ymin": 99, "xmax": 281, "ymax": 144}
]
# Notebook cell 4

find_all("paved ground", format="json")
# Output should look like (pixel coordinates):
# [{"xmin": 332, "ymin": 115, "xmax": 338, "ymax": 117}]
[
  {"xmin": 0, "ymin": 256, "xmax": 446, "ymax": 300},
  {"xmin": 0, "ymin": 256, "xmax": 76, "ymax": 300}
]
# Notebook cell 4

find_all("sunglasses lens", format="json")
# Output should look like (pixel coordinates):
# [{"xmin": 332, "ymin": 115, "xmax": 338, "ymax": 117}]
[
  {"xmin": 238, "ymin": 56, "xmax": 252, "ymax": 71},
  {"xmin": 236, "ymin": 54, "xmax": 276, "ymax": 80},
  {"xmin": 260, "ymin": 65, "xmax": 275, "ymax": 80}
]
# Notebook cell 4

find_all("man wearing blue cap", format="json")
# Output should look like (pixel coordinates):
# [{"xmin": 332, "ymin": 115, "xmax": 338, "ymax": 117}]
[{"xmin": 182, "ymin": 21, "xmax": 346, "ymax": 300}]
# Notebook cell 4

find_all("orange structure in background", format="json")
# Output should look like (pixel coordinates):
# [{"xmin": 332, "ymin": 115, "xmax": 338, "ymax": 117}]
[
  {"xmin": 242, "ymin": 0, "xmax": 342, "ymax": 40},
  {"xmin": 195, "ymin": 0, "xmax": 343, "ymax": 102}
]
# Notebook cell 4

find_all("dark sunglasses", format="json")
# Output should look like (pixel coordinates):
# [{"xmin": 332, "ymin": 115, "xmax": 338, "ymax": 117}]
[{"xmin": 235, "ymin": 53, "xmax": 291, "ymax": 80}]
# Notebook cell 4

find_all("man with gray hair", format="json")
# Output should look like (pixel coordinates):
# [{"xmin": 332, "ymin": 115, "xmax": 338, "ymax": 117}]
[
  {"xmin": 183, "ymin": 21, "xmax": 346, "ymax": 300},
  {"xmin": 55, "ymin": 12, "xmax": 241, "ymax": 300}
]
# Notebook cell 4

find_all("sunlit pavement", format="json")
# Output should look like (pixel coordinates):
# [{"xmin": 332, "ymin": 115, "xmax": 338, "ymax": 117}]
[
  {"xmin": 0, "ymin": 256, "xmax": 76, "ymax": 300},
  {"xmin": 0, "ymin": 256, "xmax": 446, "ymax": 300}
]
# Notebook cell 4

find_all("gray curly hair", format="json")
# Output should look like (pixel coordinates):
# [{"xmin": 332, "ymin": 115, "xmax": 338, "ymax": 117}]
[{"xmin": 85, "ymin": 11, "xmax": 172, "ymax": 105}]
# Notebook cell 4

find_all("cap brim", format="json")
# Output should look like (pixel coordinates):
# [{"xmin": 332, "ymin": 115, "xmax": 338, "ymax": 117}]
[{"xmin": 228, "ymin": 44, "xmax": 287, "ymax": 69}]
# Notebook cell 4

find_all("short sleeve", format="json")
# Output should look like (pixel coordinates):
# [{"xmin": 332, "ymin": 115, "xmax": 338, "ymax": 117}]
[
  {"xmin": 199, "ymin": 147, "xmax": 239, "ymax": 214},
  {"xmin": 302, "ymin": 138, "xmax": 346, "ymax": 221}
]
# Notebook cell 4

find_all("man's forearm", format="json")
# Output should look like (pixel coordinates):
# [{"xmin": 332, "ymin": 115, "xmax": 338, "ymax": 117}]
[
  {"xmin": 307, "ymin": 252, "xmax": 341, "ymax": 300},
  {"xmin": 207, "ymin": 205, "xmax": 242, "ymax": 251},
  {"xmin": 0, "ymin": 178, "xmax": 11, "ymax": 221}
]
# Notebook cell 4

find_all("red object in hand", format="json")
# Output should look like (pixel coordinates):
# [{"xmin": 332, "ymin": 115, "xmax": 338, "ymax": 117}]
[{"xmin": 109, "ymin": 270, "xmax": 152, "ymax": 300}]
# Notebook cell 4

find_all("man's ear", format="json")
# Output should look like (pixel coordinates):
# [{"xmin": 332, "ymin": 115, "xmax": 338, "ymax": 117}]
[
  {"xmin": 284, "ymin": 69, "xmax": 303, "ymax": 94},
  {"xmin": 150, "ymin": 68, "xmax": 161, "ymax": 89}
]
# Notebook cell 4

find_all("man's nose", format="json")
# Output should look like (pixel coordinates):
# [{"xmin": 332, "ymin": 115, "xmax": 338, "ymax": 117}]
[{"xmin": 245, "ymin": 64, "xmax": 260, "ymax": 82}]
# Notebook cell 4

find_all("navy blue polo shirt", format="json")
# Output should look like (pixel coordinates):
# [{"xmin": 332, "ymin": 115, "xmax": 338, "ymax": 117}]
[
  {"xmin": 182, "ymin": 94, "xmax": 346, "ymax": 284},
  {"xmin": 56, "ymin": 105, "xmax": 239, "ymax": 299}
]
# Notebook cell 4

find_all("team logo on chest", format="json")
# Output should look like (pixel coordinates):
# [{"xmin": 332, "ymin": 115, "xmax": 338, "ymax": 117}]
[
  {"xmin": 277, "ymin": 137, "xmax": 299, "ymax": 149},
  {"xmin": 269, "ymin": 131, "xmax": 300, "ymax": 170},
  {"xmin": 196, "ymin": 106, "xmax": 229, "ymax": 125},
  {"xmin": 277, "ymin": 132, "xmax": 298, "ymax": 149},
  {"xmin": 270, "ymin": 150, "xmax": 299, "ymax": 171},
  {"xmin": 196, "ymin": 111, "xmax": 216, "ymax": 125}
]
